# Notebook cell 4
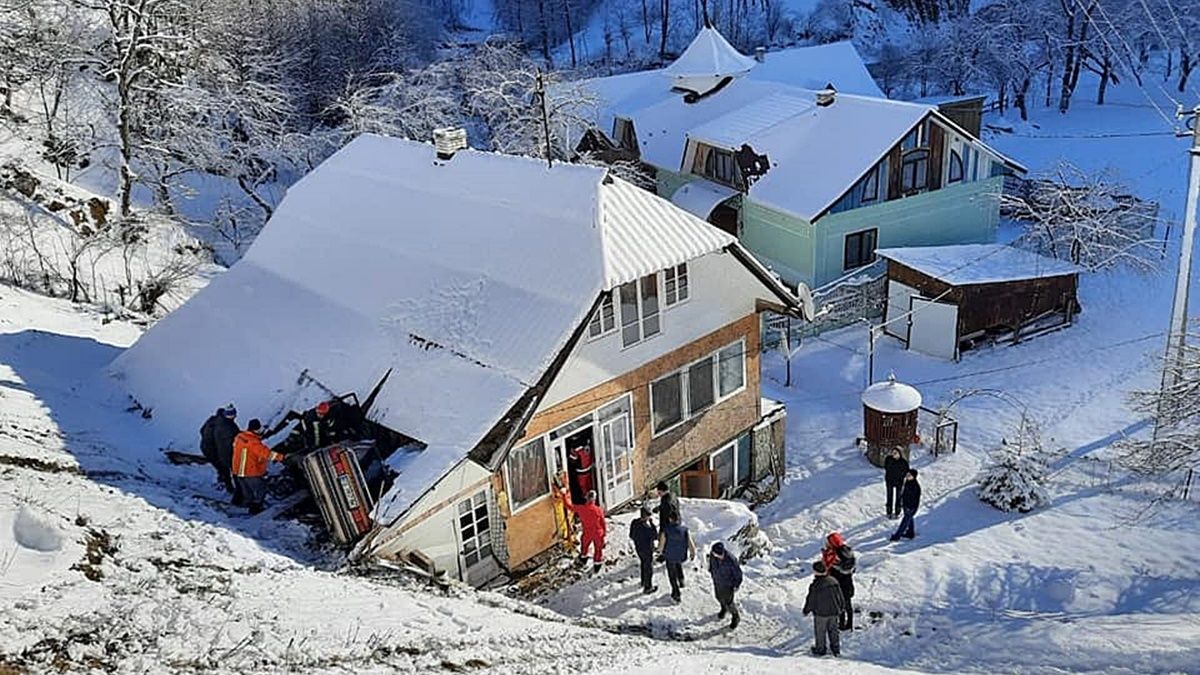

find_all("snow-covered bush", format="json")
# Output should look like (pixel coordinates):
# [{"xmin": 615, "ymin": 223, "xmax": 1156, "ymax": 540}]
[{"xmin": 977, "ymin": 443, "xmax": 1051, "ymax": 513}]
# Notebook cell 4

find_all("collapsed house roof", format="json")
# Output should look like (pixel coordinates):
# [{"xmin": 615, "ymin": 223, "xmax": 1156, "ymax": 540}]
[{"xmin": 111, "ymin": 134, "xmax": 796, "ymax": 526}]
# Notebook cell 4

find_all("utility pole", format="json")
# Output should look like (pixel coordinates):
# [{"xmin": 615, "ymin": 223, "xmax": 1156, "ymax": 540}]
[
  {"xmin": 1165, "ymin": 107, "xmax": 1200, "ymax": 384},
  {"xmin": 535, "ymin": 70, "xmax": 554, "ymax": 169}
]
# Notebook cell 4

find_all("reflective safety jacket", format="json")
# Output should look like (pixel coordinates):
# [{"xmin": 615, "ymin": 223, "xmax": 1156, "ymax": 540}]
[{"xmin": 232, "ymin": 431, "xmax": 281, "ymax": 478}]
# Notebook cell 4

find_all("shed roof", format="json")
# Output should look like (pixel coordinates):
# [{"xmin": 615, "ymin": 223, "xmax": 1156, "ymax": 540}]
[
  {"xmin": 876, "ymin": 244, "xmax": 1082, "ymax": 286},
  {"xmin": 112, "ymin": 135, "xmax": 786, "ymax": 526}
]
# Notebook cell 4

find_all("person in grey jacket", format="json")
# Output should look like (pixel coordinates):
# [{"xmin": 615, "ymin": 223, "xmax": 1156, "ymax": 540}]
[{"xmin": 803, "ymin": 560, "xmax": 846, "ymax": 657}]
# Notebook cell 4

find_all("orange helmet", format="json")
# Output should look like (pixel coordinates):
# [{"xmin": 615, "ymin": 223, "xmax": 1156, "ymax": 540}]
[{"xmin": 316, "ymin": 401, "xmax": 331, "ymax": 417}]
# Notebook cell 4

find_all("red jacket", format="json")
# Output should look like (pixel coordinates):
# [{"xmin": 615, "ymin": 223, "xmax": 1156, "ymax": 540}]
[
  {"xmin": 231, "ymin": 430, "xmax": 281, "ymax": 478},
  {"xmin": 560, "ymin": 489, "xmax": 606, "ymax": 537},
  {"xmin": 822, "ymin": 532, "xmax": 846, "ymax": 571}
]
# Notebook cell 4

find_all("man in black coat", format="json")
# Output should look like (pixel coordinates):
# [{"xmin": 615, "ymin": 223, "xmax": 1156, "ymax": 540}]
[
  {"xmin": 628, "ymin": 506, "xmax": 658, "ymax": 594},
  {"xmin": 803, "ymin": 560, "xmax": 845, "ymax": 657},
  {"xmin": 707, "ymin": 542, "xmax": 743, "ymax": 629},
  {"xmin": 890, "ymin": 469, "xmax": 922, "ymax": 541},
  {"xmin": 653, "ymin": 481, "xmax": 680, "ymax": 524},
  {"xmin": 210, "ymin": 406, "xmax": 241, "ymax": 503},
  {"xmin": 199, "ymin": 408, "xmax": 226, "ymax": 489},
  {"xmin": 884, "ymin": 447, "xmax": 909, "ymax": 519}
]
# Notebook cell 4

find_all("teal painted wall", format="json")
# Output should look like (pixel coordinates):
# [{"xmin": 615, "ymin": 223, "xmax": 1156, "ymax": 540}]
[
  {"xmin": 655, "ymin": 168, "xmax": 693, "ymax": 199},
  {"xmin": 812, "ymin": 176, "xmax": 1002, "ymax": 286},
  {"xmin": 740, "ymin": 200, "xmax": 816, "ymax": 285}
]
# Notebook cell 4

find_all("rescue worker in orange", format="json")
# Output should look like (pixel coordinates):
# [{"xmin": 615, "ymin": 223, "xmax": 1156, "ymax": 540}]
[
  {"xmin": 557, "ymin": 487, "xmax": 606, "ymax": 573},
  {"xmin": 232, "ymin": 418, "xmax": 283, "ymax": 514}
]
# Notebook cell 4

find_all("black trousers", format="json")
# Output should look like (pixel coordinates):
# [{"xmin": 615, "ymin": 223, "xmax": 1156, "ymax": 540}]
[
  {"xmin": 715, "ymin": 586, "xmax": 739, "ymax": 619},
  {"xmin": 886, "ymin": 483, "xmax": 902, "ymax": 515},
  {"xmin": 665, "ymin": 561, "xmax": 685, "ymax": 597},
  {"xmin": 637, "ymin": 552, "xmax": 655, "ymax": 590}
]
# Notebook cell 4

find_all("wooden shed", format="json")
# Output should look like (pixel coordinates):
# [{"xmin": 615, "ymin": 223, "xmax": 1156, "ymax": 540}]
[{"xmin": 878, "ymin": 244, "xmax": 1082, "ymax": 360}]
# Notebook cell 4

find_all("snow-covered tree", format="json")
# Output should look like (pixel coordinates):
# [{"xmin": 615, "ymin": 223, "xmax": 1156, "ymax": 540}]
[
  {"xmin": 1004, "ymin": 163, "xmax": 1161, "ymax": 273},
  {"xmin": 1121, "ymin": 326, "xmax": 1200, "ymax": 481},
  {"xmin": 977, "ymin": 441, "xmax": 1051, "ymax": 513}
]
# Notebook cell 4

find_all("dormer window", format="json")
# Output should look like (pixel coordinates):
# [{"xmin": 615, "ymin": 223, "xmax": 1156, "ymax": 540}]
[
  {"xmin": 700, "ymin": 147, "xmax": 737, "ymax": 186},
  {"xmin": 613, "ymin": 117, "xmax": 638, "ymax": 152}
]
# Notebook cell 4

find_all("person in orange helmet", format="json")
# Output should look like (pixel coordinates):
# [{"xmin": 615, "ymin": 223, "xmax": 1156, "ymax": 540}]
[{"xmin": 231, "ymin": 418, "xmax": 283, "ymax": 514}]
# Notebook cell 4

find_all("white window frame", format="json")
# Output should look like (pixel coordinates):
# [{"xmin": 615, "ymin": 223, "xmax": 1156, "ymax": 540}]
[
  {"xmin": 663, "ymin": 263, "xmax": 690, "ymax": 307},
  {"xmin": 587, "ymin": 292, "xmax": 617, "ymax": 340},
  {"xmin": 620, "ymin": 273, "xmax": 662, "ymax": 349},
  {"xmin": 504, "ymin": 437, "xmax": 551, "ymax": 515},
  {"xmin": 649, "ymin": 339, "xmax": 748, "ymax": 438},
  {"xmin": 709, "ymin": 440, "xmax": 739, "ymax": 495},
  {"xmin": 457, "ymin": 490, "xmax": 493, "ymax": 568}
]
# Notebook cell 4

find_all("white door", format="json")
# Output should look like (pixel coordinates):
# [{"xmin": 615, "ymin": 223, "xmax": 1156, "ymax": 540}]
[
  {"xmin": 884, "ymin": 280, "xmax": 922, "ymax": 340},
  {"xmin": 456, "ymin": 489, "xmax": 499, "ymax": 586},
  {"xmin": 908, "ymin": 297, "xmax": 960, "ymax": 360},
  {"xmin": 598, "ymin": 414, "xmax": 634, "ymax": 507}
]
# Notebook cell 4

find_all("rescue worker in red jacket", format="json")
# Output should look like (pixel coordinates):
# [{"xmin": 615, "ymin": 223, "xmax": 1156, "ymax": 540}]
[
  {"xmin": 231, "ymin": 419, "xmax": 283, "ymax": 514},
  {"xmin": 569, "ymin": 444, "xmax": 596, "ymax": 497},
  {"xmin": 557, "ymin": 487, "xmax": 606, "ymax": 573}
]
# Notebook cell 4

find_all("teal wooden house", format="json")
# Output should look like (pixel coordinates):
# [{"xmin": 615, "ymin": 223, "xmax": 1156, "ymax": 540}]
[{"xmin": 577, "ymin": 27, "xmax": 1026, "ymax": 290}]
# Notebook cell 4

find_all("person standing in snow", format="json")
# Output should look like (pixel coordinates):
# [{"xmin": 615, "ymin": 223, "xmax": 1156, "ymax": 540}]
[
  {"xmin": 558, "ymin": 487, "xmax": 606, "ymax": 573},
  {"xmin": 707, "ymin": 542, "xmax": 743, "ymax": 629},
  {"xmin": 629, "ymin": 506, "xmax": 659, "ymax": 594},
  {"xmin": 653, "ymin": 481, "xmax": 681, "ymax": 525},
  {"xmin": 231, "ymin": 419, "xmax": 283, "ymax": 514},
  {"xmin": 803, "ymin": 560, "xmax": 845, "ymax": 657},
  {"xmin": 884, "ymin": 447, "xmax": 910, "ymax": 519},
  {"xmin": 890, "ymin": 469, "xmax": 922, "ymax": 542},
  {"xmin": 821, "ymin": 532, "xmax": 857, "ymax": 630},
  {"xmin": 199, "ymin": 407, "xmax": 233, "ymax": 494},
  {"xmin": 657, "ymin": 516, "xmax": 696, "ymax": 603},
  {"xmin": 210, "ymin": 406, "xmax": 241, "ymax": 503}
]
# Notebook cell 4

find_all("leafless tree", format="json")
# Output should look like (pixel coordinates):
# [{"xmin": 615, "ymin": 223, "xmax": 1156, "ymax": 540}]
[{"xmin": 1121, "ymin": 325, "xmax": 1200, "ymax": 483}]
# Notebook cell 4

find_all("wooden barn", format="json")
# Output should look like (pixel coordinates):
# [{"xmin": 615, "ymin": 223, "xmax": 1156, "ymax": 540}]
[{"xmin": 878, "ymin": 244, "xmax": 1082, "ymax": 360}]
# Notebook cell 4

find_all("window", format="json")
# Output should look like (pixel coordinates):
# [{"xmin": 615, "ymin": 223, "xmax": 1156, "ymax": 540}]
[
  {"xmin": 664, "ymin": 263, "xmax": 690, "ymax": 306},
  {"xmin": 650, "ymin": 372, "xmax": 683, "ymax": 435},
  {"xmin": 613, "ymin": 117, "xmax": 637, "ymax": 151},
  {"xmin": 687, "ymin": 358, "xmax": 715, "ymax": 415},
  {"xmin": 948, "ymin": 149, "xmax": 964, "ymax": 184},
  {"xmin": 860, "ymin": 166, "xmax": 880, "ymax": 203},
  {"xmin": 717, "ymin": 342, "xmax": 745, "ymax": 397},
  {"xmin": 588, "ymin": 292, "xmax": 616, "ymax": 339},
  {"xmin": 506, "ymin": 437, "xmax": 549, "ymax": 511},
  {"xmin": 650, "ymin": 340, "xmax": 746, "ymax": 436},
  {"xmin": 711, "ymin": 443, "xmax": 735, "ymax": 496},
  {"xmin": 900, "ymin": 149, "xmax": 929, "ymax": 194},
  {"xmin": 620, "ymin": 274, "xmax": 661, "ymax": 348},
  {"xmin": 703, "ymin": 147, "xmax": 737, "ymax": 185},
  {"xmin": 844, "ymin": 228, "xmax": 878, "ymax": 271},
  {"xmin": 458, "ymin": 490, "xmax": 492, "ymax": 567}
]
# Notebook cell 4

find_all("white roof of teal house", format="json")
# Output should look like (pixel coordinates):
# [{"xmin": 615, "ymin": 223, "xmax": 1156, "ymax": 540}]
[
  {"xmin": 112, "ymin": 134, "xmax": 795, "ymax": 525},
  {"xmin": 876, "ymin": 244, "xmax": 1083, "ymax": 286},
  {"xmin": 577, "ymin": 30, "xmax": 1022, "ymax": 224}
]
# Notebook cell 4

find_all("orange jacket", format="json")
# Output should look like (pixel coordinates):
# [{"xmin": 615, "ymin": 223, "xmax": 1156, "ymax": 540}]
[
  {"xmin": 231, "ymin": 430, "xmax": 280, "ymax": 478},
  {"xmin": 558, "ymin": 487, "xmax": 606, "ymax": 538}
]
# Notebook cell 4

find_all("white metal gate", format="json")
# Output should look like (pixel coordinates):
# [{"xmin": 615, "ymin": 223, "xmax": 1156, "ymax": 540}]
[
  {"xmin": 884, "ymin": 280, "xmax": 921, "ymax": 340},
  {"xmin": 908, "ymin": 297, "xmax": 960, "ymax": 360}
]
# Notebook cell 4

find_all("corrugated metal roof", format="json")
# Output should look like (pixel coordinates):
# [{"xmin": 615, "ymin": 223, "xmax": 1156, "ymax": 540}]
[
  {"xmin": 599, "ymin": 177, "xmax": 736, "ymax": 289},
  {"xmin": 669, "ymin": 179, "xmax": 738, "ymax": 219},
  {"xmin": 688, "ymin": 94, "xmax": 814, "ymax": 149}
]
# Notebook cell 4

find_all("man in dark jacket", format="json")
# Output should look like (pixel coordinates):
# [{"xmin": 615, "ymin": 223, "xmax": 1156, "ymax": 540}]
[
  {"xmin": 821, "ymin": 532, "xmax": 857, "ymax": 630},
  {"xmin": 707, "ymin": 542, "xmax": 743, "ymax": 629},
  {"xmin": 199, "ymin": 408, "xmax": 232, "ymax": 493},
  {"xmin": 653, "ymin": 481, "xmax": 681, "ymax": 525},
  {"xmin": 657, "ymin": 518, "xmax": 696, "ymax": 602},
  {"xmin": 884, "ymin": 447, "xmax": 909, "ymax": 519},
  {"xmin": 628, "ymin": 506, "xmax": 658, "ymax": 594},
  {"xmin": 210, "ymin": 406, "xmax": 241, "ymax": 503},
  {"xmin": 803, "ymin": 560, "xmax": 845, "ymax": 657},
  {"xmin": 891, "ymin": 469, "xmax": 922, "ymax": 541}
]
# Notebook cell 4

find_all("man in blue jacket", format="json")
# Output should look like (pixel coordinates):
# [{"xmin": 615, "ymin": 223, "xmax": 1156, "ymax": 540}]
[
  {"xmin": 656, "ymin": 516, "xmax": 696, "ymax": 603},
  {"xmin": 628, "ymin": 506, "xmax": 659, "ymax": 594},
  {"xmin": 708, "ymin": 542, "xmax": 743, "ymax": 629},
  {"xmin": 890, "ymin": 469, "xmax": 922, "ymax": 541}
]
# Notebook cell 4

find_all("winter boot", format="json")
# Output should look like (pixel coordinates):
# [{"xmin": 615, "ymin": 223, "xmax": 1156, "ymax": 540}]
[
  {"xmin": 730, "ymin": 612, "xmax": 740, "ymax": 630},
  {"xmin": 717, "ymin": 608, "xmax": 726, "ymax": 620},
  {"xmin": 576, "ymin": 555, "xmax": 589, "ymax": 568},
  {"xmin": 643, "ymin": 585, "xmax": 657, "ymax": 595},
  {"xmin": 810, "ymin": 647, "xmax": 826, "ymax": 657},
  {"xmin": 592, "ymin": 563, "xmax": 602, "ymax": 574}
]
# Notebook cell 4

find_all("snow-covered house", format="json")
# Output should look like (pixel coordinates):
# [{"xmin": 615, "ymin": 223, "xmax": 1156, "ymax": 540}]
[
  {"xmin": 575, "ymin": 27, "xmax": 1026, "ymax": 289},
  {"xmin": 111, "ymin": 134, "xmax": 805, "ymax": 586}
]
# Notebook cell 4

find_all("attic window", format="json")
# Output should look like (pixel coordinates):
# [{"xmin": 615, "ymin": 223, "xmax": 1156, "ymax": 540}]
[
  {"xmin": 861, "ymin": 166, "xmax": 880, "ymax": 203},
  {"xmin": 703, "ymin": 148, "xmax": 737, "ymax": 186},
  {"xmin": 901, "ymin": 149, "xmax": 929, "ymax": 194},
  {"xmin": 619, "ymin": 274, "xmax": 661, "ymax": 348},
  {"xmin": 948, "ymin": 150, "xmax": 964, "ymax": 184},
  {"xmin": 613, "ymin": 117, "xmax": 638, "ymax": 151},
  {"xmin": 664, "ymin": 263, "xmax": 689, "ymax": 306},
  {"xmin": 588, "ymin": 292, "xmax": 616, "ymax": 339}
]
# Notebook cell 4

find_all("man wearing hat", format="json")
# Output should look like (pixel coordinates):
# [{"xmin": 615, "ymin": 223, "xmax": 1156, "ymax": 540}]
[
  {"xmin": 231, "ymin": 418, "xmax": 284, "ymax": 514},
  {"xmin": 205, "ymin": 405, "xmax": 241, "ymax": 502},
  {"xmin": 708, "ymin": 542, "xmax": 744, "ymax": 629},
  {"xmin": 628, "ymin": 506, "xmax": 659, "ymax": 594},
  {"xmin": 803, "ymin": 560, "xmax": 845, "ymax": 657}
]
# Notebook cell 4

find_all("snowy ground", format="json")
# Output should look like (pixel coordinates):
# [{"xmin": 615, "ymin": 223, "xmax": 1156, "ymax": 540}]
[{"xmin": 2, "ymin": 75, "xmax": 1199, "ymax": 673}]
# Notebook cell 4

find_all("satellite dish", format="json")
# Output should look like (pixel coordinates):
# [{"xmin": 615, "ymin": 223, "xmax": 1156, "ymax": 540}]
[{"xmin": 795, "ymin": 282, "xmax": 816, "ymax": 321}]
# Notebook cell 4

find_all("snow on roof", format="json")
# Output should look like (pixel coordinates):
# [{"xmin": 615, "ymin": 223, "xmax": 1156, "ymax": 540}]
[
  {"xmin": 111, "ymin": 135, "xmax": 741, "ymax": 525},
  {"xmin": 861, "ymin": 376, "xmax": 922, "ymax": 413},
  {"xmin": 876, "ymin": 244, "xmax": 1082, "ymax": 286},
  {"xmin": 663, "ymin": 26, "xmax": 757, "ymax": 90},
  {"xmin": 687, "ymin": 93, "xmax": 815, "ymax": 149},
  {"xmin": 750, "ymin": 41, "xmax": 884, "ymax": 98},
  {"xmin": 668, "ymin": 179, "xmax": 738, "ymax": 219}
]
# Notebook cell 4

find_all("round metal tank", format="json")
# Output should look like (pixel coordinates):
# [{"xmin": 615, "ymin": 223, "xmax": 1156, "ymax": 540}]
[{"xmin": 861, "ymin": 374, "xmax": 922, "ymax": 467}]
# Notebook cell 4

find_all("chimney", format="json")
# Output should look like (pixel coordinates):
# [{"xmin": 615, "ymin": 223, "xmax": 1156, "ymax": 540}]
[
  {"xmin": 815, "ymin": 88, "xmax": 836, "ymax": 107},
  {"xmin": 754, "ymin": 46, "xmax": 766, "ymax": 63},
  {"xmin": 433, "ymin": 127, "xmax": 468, "ymax": 160}
]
